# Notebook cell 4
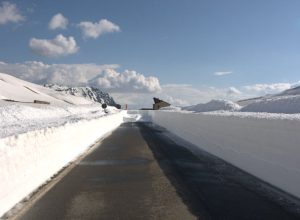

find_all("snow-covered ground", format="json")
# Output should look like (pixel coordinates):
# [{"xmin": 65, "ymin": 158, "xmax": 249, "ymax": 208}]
[{"xmin": 0, "ymin": 72, "xmax": 125, "ymax": 218}]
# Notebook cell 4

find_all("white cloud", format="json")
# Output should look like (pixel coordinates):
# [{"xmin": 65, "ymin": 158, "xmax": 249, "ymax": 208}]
[
  {"xmin": 90, "ymin": 69, "xmax": 161, "ymax": 93},
  {"xmin": 0, "ymin": 2, "xmax": 24, "ymax": 25},
  {"xmin": 214, "ymin": 71, "xmax": 232, "ymax": 76},
  {"xmin": 78, "ymin": 19, "xmax": 120, "ymax": 39},
  {"xmin": 244, "ymin": 83, "xmax": 292, "ymax": 94},
  {"xmin": 49, "ymin": 13, "xmax": 68, "ymax": 30},
  {"xmin": 0, "ymin": 61, "xmax": 161, "ymax": 94},
  {"xmin": 227, "ymin": 87, "xmax": 242, "ymax": 96},
  {"xmin": 160, "ymin": 84, "xmax": 231, "ymax": 105},
  {"xmin": 29, "ymin": 34, "xmax": 79, "ymax": 57}
]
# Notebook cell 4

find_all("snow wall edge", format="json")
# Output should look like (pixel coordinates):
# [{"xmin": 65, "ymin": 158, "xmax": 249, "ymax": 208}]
[
  {"xmin": 0, "ymin": 111, "xmax": 125, "ymax": 218},
  {"xmin": 136, "ymin": 110, "xmax": 300, "ymax": 200}
]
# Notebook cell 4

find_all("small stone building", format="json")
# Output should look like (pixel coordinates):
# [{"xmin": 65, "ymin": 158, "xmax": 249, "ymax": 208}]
[{"xmin": 153, "ymin": 97, "xmax": 170, "ymax": 110}]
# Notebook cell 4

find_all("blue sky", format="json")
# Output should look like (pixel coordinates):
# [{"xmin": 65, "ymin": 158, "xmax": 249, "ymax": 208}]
[{"xmin": 1, "ymin": 0, "xmax": 300, "ymax": 108}]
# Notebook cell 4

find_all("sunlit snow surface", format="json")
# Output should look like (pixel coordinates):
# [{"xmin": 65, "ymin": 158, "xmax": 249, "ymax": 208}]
[
  {"xmin": 183, "ymin": 99, "xmax": 241, "ymax": 112},
  {"xmin": 0, "ymin": 72, "xmax": 121, "ymax": 138},
  {"xmin": 0, "ymin": 72, "xmax": 123, "ymax": 218}
]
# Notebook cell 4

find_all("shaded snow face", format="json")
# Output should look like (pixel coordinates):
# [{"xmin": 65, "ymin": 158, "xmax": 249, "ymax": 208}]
[{"xmin": 183, "ymin": 99, "xmax": 241, "ymax": 113}]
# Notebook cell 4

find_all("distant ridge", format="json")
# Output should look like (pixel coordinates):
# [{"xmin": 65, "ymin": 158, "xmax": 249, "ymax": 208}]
[{"xmin": 237, "ymin": 85, "xmax": 300, "ymax": 106}]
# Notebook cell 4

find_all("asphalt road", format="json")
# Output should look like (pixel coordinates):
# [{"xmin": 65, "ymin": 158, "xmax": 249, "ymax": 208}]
[{"xmin": 14, "ymin": 122, "xmax": 300, "ymax": 220}]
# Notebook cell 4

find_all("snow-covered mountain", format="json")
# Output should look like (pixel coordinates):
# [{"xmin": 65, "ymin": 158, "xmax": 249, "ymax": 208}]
[
  {"xmin": 275, "ymin": 85, "xmax": 300, "ymax": 96},
  {"xmin": 238, "ymin": 85, "xmax": 300, "ymax": 113},
  {"xmin": 44, "ymin": 84, "xmax": 118, "ymax": 107},
  {"xmin": 183, "ymin": 99, "xmax": 241, "ymax": 112},
  {"xmin": 238, "ymin": 85, "xmax": 300, "ymax": 107},
  {"xmin": 0, "ymin": 72, "xmax": 93, "ymax": 105}
]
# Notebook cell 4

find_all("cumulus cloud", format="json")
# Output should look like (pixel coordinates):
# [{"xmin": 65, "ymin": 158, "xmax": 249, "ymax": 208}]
[
  {"xmin": 244, "ymin": 83, "xmax": 292, "ymax": 94},
  {"xmin": 0, "ymin": 2, "xmax": 25, "ymax": 25},
  {"xmin": 0, "ymin": 61, "xmax": 161, "ymax": 93},
  {"xmin": 214, "ymin": 71, "xmax": 232, "ymax": 76},
  {"xmin": 90, "ymin": 69, "xmax": 161, "ymax": 93},
  {"xmin": 78, "ymin": 19, "xmax": 120, "ymax": 39},
  {"xmin": 29, "ymin": 34, "xmax": 79, "ymax": 57},
  {"xmin": 49, "ymin": 13, "xmax": 68, "ymax": 30}
]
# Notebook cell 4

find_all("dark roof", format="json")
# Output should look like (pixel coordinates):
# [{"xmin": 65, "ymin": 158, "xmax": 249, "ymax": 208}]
[{"xmin": 153, "ymin": 97, "xmax": 170, "ymax": 105}]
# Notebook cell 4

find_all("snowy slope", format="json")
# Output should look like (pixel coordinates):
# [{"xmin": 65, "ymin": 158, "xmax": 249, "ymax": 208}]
[
  {"xmin": 0, "ymin": 72, "xmax": 93, "ymax": 105},
  {"xmin": 0, "ymin": 72, "xmax": 121, "ymax": 138},
  {"xmin": 276, "ymin": 85, "xmax": 300, "ymax": 96},
  {"xmin": 183, "ymin": 99, "xmax": 241, "ymax": 112},
  {"xmin": 240, "ymin": 95, "xmax": 300, "ymax": 113},
  {"xmin": 44, "ymin": 84, "xmax": 118, "ymax": 106},
  {"xmin": 238, "ymin": 85, "xmax": 300, "ymax": 114}
]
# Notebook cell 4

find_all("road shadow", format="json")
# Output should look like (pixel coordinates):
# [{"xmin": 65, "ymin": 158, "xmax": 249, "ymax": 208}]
[
  {"xmin": 138, "ymin": 122, "xmax": 211, "ymax": 220},
  {"xmin": 138, "ymin": 122, "xmax": 300, "ymax": 220}
]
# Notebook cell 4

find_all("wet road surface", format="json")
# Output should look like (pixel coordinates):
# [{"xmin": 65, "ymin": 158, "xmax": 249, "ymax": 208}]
[{"xmin": 14, "ymin": 122, "xmax": 300, "ymax": 220}]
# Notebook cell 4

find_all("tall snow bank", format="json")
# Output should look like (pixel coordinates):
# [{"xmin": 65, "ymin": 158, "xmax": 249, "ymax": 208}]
[
  {"xmin": 241, "ymin": 95, "xmax": 300, "ymax": 114},
  {"xmin": 0, "ymin": 111, "xmax": 125, "ymax": 218},
  {"xmin": 135, "ymin": 110, "xmax": 300, "ymax": 199},
  {"xmin": 0, "ymin": 103, "xmax": 109, "ymax": 138},
  {"xmin": 183, "ymin": 99, "xmax": 241, "ymax": 112}
]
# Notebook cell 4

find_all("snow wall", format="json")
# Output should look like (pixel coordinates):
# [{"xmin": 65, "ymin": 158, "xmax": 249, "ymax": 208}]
[
  {"xmin": 0, "ymin": 112, "xmax": 125, "ymax": 217},
  {"xmin": 136, "ymin": 110, "xmax": 300, "ymax": 199}
]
